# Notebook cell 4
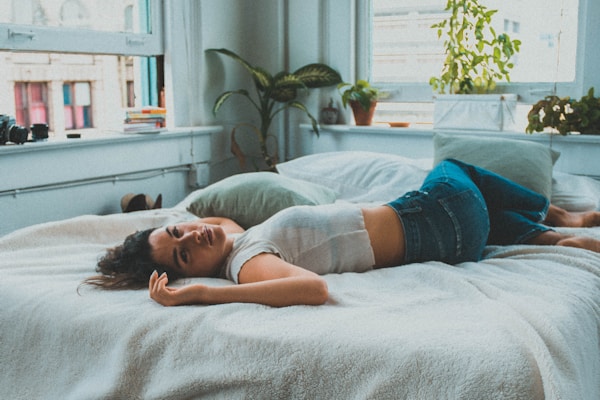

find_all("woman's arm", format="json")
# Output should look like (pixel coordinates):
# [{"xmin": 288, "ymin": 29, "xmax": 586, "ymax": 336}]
[{"xmin": 149, "ymin": 254, "xmax": 328, "ymax": 307}]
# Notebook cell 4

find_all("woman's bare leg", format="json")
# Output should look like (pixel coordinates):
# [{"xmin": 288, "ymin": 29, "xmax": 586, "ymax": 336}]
[
  {"xmin": 526, "ymin": 230, "xmax": 600, "ymax": 253},
  {"xmin": 544, "ymin": 204, "xmax": 600, "ymax": 228}
]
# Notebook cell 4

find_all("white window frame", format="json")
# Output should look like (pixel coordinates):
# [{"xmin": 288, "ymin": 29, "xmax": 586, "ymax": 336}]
[
  {"xmin": 359, "ymin": 0, "xmax": 600, "ymax": 104},
  {"xmin": 0, "ymin": 0, "xmax": 163, "ymax": 56}
]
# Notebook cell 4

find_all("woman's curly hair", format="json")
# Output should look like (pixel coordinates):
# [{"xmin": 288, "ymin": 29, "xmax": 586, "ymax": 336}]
[{"xmin": 84, "ymin": 228, "xmax": 183, "ymax": 290}]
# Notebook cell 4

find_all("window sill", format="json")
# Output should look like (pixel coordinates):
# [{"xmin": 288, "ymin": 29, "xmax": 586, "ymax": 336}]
[
  {"xmin": 0, "ymin": 126, "xmax": 222, "ymax": 155},
  {"xmin": 0, "ymin": 126, "xmax": 222, "ymax": 193},
  {"xmin": 300, "ymin": 123, "xmax": 600, "ymax": 177},
  {"xmin": 306, "ymin": 123, "xmax": 600, "ymax": 144}
]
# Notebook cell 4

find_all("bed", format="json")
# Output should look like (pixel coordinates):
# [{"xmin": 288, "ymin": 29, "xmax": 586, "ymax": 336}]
[{"xmin": 1, "ymin": 135, "xmax": 600, "ymax": 400}]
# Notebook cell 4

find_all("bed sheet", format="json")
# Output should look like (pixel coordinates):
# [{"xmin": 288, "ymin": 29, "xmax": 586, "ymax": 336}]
[{"xmin": 1, "ymin": 208, "xmax": 599, "ymax": 399}]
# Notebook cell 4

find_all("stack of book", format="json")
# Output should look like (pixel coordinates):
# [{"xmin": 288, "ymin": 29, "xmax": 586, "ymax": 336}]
[{"xmin": 123, "ymin": 107, "xmax": 166, "ymax": 133}]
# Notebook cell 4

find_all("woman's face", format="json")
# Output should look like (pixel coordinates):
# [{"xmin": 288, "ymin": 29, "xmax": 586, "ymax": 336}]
[{"xmin": 148, "ymin": 221, "xmax": 233, "ymax": 278}]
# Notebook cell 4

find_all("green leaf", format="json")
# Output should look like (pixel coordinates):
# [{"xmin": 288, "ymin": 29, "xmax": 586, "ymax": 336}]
[
  {"xmin": 270, "ymin": 72, "xmax": 304, "ymax": 102},
  {"xmin": 581, "ymin": 116, "xmax": 590, "ymax": 127},
  {"xmin": 485, "ymin": 10, "xmax": 497, "ymax": 18},
  {"xmin": 250, "ymin": 65, "xmax": 274, "ymax": 92},
  {"xmin": 472, "ymin": 55, "xmax": 484, "ymax": 67},
  {"xmin": 270, "ymin": 87, "xmax": 297, "ymax": 103},
  {"xmin": 212, "ymin": 90, "xmax": 249, "ymax": 115},
  {"xmin": 293, "ymin": 63, "xmax": 342, "ymax": 88},
  {"xmin": 493, "ymin": 47, "xmax": 501, "ymax": 60},
  {"xmin": 273, "ymin": 72, "xmax": 305, "ymax": 89},
  {"xmin": 206, "ymin": 48, "xmax": 272, "ymax": 92},
  {"xmin": 206, "ymin": 48, "xmax": 252, "ymax": 69},
  {"xmin": 288, "ymin": 101, "xmax": 319, "ymax": 136}
]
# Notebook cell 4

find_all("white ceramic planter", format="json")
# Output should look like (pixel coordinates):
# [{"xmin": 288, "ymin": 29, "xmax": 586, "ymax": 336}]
[{"xmin": 433, "ymin": 94, "xmax": 517, "ymax": 131}]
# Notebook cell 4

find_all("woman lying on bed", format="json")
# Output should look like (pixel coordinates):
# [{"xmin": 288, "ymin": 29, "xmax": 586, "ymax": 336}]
[{"xmin": 85, "ymin": 159, "xmax": 600, "ymax": 307}]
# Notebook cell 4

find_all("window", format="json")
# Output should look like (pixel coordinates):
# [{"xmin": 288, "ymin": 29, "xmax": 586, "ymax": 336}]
[
  {"xmin": 0, "ymin": 0, "xmax": 163, "ymax": 136},
  {"xmin": 14, "ymin": 82, "xmax": 49, "ymax": 129},
  {"xmin": 367, "ymin": 0, "xmax": 583, "ymax": 124},
  {"xmin": 0, "ymin": 0, "xmax": 162, "ymax": 54},
  {"xmin": 63, "ymin": 82, "xmax": 93, "ymax": 129}
]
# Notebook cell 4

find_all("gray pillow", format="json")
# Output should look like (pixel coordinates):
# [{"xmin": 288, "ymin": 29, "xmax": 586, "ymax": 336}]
[
  {"xmin": 433, "ymin": 133, "xmax": 560, "ymax": 199},
  {"xmin": 186, "ymin": 172, "xmax": 336, "ymax": 229}
]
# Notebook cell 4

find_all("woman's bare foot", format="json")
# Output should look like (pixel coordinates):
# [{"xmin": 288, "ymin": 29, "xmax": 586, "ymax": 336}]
[
  {"xmin": 526, "ymin": 231, "xmax": 600, "ymax": 253},
  {"xmin": 545, "ymin": 205, "xmax": 600, "ymax": 227},
  {"xmin": 556, "ymin": 236, "xmax": 600, "ymax": 253},
  {"xmin": 578, "ymin": 211, "xmax": 600, "ymax": 227}
]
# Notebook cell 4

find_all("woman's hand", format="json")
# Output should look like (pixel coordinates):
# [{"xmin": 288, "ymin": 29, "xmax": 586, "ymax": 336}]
[{"xmin": 149, "ymin": 270, "xmax": 206, "ymax": 306}]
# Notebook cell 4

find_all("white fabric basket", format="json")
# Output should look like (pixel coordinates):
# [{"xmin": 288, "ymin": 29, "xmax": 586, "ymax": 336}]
[{"xmin": 433, "ymin": 94, "xmax": 517, "ymax": 131}]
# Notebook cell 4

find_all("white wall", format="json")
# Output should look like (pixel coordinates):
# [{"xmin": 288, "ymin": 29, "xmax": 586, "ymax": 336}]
[
  {"xmin": 168, "ymin": 0, "xmax": 361, "ymax": 167},
  {"xmin": 286, "ymin": 0, "xmax": 359, "ymax": 159},
  {"xmin": 165, "ymin": 0, "xmax": 289, "ymax": 176},
  {"xmin": 0, "ymin": 128, "xmax": 217, "ymax": 236}
]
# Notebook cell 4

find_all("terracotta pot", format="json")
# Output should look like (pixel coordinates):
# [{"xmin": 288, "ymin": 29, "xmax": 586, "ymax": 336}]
[{"xmin": 350, "ymin": 100, "xmax": 377, "ymax": 126}]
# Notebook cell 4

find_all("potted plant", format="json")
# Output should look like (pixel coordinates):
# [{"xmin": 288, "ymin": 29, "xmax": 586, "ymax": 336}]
[
  {"xmin": 429, "ymin": 0, "xmax": 521, "ymax": 131},
  {"xmin": 207, "ymin": 48, "xmax": 342, "ymax": 170},
  {"xmin": 526, "ymin": 87, "xmax": 600, "ymax": 135},
  {"xmin": 338, "ymin": 79, "xmax": 379, "ymax": 126}
]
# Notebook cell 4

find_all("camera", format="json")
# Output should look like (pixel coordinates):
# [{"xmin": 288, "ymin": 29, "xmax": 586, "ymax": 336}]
[{"xmin": 0, "ymin": 114, "xmax": 29, "ymax": 145}]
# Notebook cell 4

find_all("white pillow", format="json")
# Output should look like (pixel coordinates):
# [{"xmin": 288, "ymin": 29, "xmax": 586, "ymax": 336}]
[
  {"xmin": 276, "ymin": 151, "xmax": 431, "ymax": 203},
  {"xmin": 433, "ymin": 133, "xmax": 560, "ymax": 199},
  {"xmin": 552, "ymin": 171, "xmax": 600, "ymax": 211},
  {"xmin": 277, "ymin": 151, "xmax": 600, "ymax": 211}
]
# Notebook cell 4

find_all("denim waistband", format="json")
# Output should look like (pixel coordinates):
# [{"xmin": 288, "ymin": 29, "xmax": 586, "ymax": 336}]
[{"xmin": 386, "ymin": 184, "xmax": 490, "ymax": 265}]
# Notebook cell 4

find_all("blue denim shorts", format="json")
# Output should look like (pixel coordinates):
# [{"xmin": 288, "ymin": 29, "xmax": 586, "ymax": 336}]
[{"xmin": 386, "ymin": 159, "xmax": 551, "ymax": 265}]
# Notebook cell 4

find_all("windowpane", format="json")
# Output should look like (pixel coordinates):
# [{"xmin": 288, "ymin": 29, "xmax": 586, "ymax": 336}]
[
  {"xmin": 63, "ymin": 83, "xmax": 72, "ymax": 105},
  {"xmin": 14, "ymin": 83, "xmax": 26, "ymax": 125},
  {"xmin": 63, "ymin": 81, "xmax": 92, "ymax": 130},
  {"xmin": 74, "ymin": 82, "xmax": 91, "ymax": 106},
  {"xmin": 1, "ymin": 52, "xmax": 161, "ymax": 135},
  {"xmin": 371, "ymin": 0, "xmax": 578, "ymax": 84},
  {"xmin": 1, "ymin": 0, "xmax": 153, "ymax": 34},
  {"xmin": 29, "ymin": 82, "xmax": 45, "ymax": 103},
  {"xmin": 0, "ymin": 0, "xmax": 162, "ymax": 136},
  {"xmin": 13, "ymin": 81, "xmax": 48, "ymax": 128}
]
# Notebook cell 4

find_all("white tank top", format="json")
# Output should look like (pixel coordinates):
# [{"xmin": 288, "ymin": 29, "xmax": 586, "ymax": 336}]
[{"xmin": 222, "ymin": 204, "xmax": 376, "ymax": 283}]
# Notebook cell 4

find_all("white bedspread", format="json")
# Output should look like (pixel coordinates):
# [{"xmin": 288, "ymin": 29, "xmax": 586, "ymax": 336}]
[{"xmin": 1, "ymin": 209, "xmax": 599, "ymax": 400}]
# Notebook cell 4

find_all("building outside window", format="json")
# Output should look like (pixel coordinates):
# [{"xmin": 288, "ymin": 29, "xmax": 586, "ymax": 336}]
[
  {"xmin": 369, "ymin": 0, "xmax": 579, "ymax": 126},
  {"xmin": 0, "ymin": 0, "xmax": 162, "ymax": 136}
]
